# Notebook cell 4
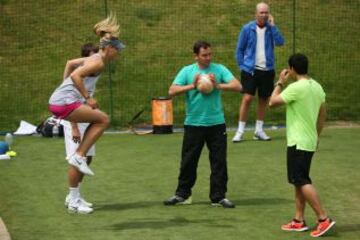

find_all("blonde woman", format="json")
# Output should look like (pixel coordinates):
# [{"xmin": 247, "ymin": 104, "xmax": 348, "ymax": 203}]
[
  {"xmin": 61, "ymin": 43, "xmax": 98, "ymax": 212},
  {"xmin": 49, "ymin": 14, "xmax": 124, "ymax": 214}
]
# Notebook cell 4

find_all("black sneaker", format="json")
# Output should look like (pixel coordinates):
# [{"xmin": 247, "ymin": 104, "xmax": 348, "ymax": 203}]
[
  {"xmin": 211, "ymin": 198, "xmax": 235, "ymax": 208},
  {"xmin": 163, "ymin": 195, "xmax": 192, "ymax": 206}
]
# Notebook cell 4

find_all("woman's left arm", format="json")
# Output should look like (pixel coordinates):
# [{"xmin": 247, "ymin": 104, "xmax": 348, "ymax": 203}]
[
  {"xmin": 70, "ymin": 57, "xmax": 104, "ymax": 100},
  {"xmin": 63, "ymin": 57, "xmax": 88, "ymax": 80}
]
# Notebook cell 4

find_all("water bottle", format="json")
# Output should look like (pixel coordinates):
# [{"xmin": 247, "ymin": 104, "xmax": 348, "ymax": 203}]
[
  {"xmin": 53, "ymin": 125, "xmax": 59, "ymax": 137},
  {"xmin": 4, "ymin": 133, "xmax": 13, "ymax": 148}
]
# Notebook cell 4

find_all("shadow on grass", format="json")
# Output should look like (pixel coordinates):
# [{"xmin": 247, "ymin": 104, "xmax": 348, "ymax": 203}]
[
  {"xmin": 194, "ymin": 197, "xmax": 292, "ymax": 206},
  {"xmin": 95, "ymin": 201, "xmax": 160, "ymax": 211},
  {"xmin": 267, "ymin": 135, "xmax": 286, "ymax": 141},
  {"xmin": 108, "ymin": 216, "xmax": 233, "ymax": 231},
  {"xmin": 335, "ymin": 223, "xmax": 360, "ymax": 233},
  {"xmin": 233, "ymin": 197, "xmax": 292, "ymax": 206},
  {"xmin": 299, "ymin": 223, "xmax": 360, "ymax": 238},
  {"xmin": 231, "ymin": 135, "xmax": 286, "ymax": 143}
]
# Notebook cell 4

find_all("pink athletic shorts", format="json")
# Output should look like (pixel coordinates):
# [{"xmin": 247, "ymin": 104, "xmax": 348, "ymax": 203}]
[{"xmin": 48, "ymin": 102, "xmax": 82, "ymax": 119}]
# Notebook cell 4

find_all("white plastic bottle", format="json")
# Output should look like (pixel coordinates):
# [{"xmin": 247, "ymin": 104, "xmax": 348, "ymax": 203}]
[
  {"xmin": 52, "ymin": 125, "xmax": 59, "ymax": 137},
  {"xmin": 4, "ymin": 133, "xmax": 13, "ymax": 148}
]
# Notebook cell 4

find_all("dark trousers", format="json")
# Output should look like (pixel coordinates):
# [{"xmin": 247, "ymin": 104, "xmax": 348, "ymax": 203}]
[{"xmin": 175, "ymin": 124, "xmax": 228, "ymax": 202}]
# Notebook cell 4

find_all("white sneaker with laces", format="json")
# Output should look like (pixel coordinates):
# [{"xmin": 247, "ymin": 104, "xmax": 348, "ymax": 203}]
[
  {"xmin": 211, "ymin": 198, "xmax": 235, "ymax": 208},
  {"xmin": 69, "ymin": 154, "xmax": 94, "ymax": 176},
  {"xmin": 68, "ymin": 198, "xmax": 93, "ymax": 214},
  {"xmin": 65, "ymin": 194, "xmax": 93, "ymax": 208},
  {"xmin": 232, "ymin": 131, "xmax": 244, "ymax": 143},
  {"xmin": 253, "ymin": 131, "xmax": 271, "ymax": 141}
]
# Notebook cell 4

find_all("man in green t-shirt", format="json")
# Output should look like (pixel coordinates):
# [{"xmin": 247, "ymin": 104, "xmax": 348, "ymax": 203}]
[
  {"xmin": 269, "ymin": 53, "xmax": 335, "ymax": 237},
  {"xmin": 163, "ymin": 40, "xmax": 242, "ymax": 208}
]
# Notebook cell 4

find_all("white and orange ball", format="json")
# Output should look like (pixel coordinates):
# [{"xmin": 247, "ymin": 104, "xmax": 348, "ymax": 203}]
[{"xmin": 197, "ymin": 74, "xmax": 214, "ymax": 94}]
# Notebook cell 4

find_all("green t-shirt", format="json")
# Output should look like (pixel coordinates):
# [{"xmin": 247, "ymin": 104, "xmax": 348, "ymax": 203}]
[
  {"xmin": 280, "ymin": 79, "xmax": 326, "ymax": 151},
  {"xmin": 173, "ymin": 63, "xmax": 234, "ymax": 126}
]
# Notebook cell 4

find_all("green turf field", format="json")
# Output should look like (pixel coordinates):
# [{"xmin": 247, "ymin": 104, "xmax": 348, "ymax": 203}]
[
  {"xmin": 1, "ymin": 1, "xmax": 359, "ymax": 130},
  {"xmin": 0, "ymin": 128, "xmax": 359, "ymax": 240}
]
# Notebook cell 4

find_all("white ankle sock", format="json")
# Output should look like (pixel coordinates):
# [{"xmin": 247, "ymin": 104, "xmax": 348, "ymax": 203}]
[
  {"xmin": 255, "ymin": 120, "xmax": 264, "ymax": 133},
  {"xmin": 69, "ymin": 187, "xmax": 80, "ymax": 200},
  {"xmin": 237, "ymin": 121, "xmax": 246, "ymax": 133}
]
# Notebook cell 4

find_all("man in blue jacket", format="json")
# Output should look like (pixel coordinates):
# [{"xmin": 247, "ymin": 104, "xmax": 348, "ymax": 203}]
[{"xmin": 233, "ymin": 2, "xmax": 284, "ymax": 142}]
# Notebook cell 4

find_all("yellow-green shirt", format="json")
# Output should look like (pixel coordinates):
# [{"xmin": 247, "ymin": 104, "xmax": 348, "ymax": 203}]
[{"xmin": 280, "ymin": 79, "xmax": 326, "ymax": 151}]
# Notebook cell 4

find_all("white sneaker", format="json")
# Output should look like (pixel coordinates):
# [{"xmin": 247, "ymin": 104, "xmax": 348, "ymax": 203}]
[
  {"xmin": 68, "ymin": 198, "xmax": 93, "ymax": 214},
  {"xmin": 69, "ymin": 154, "xmax": 94, "ymax": 176},
  {"xmin": 253, "ymin": 131, "xmax": 271, "ymax": 141},
  {"xmin": 65, "ymin": 194, "xmax": 93, "ymax": 208},
  {"xmin": 232, "ymin": 131, "xmax": 244, "ymax": 143}
]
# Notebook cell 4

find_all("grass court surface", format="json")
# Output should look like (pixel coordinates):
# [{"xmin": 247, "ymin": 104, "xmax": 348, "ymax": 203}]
[{"xmin": 0, "ymin": 128, "xmax": 359, "ymax": 240}]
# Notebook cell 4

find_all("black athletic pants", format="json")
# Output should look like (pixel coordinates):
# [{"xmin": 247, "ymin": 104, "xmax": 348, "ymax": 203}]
[{"xmin": 175, "ymin": 124, "xmax": 228, "ymax": 202}]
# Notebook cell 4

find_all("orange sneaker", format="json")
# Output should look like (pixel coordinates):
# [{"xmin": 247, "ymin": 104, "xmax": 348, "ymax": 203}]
[
  {"xmin": 310, "ymin": 218, "xmax": 336, "ymax": 237},
  {"xmin": 281, "ymin": 219, "xmax": 309, "ymax": 232}
]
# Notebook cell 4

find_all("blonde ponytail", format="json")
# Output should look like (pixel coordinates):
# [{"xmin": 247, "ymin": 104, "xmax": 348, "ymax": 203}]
[{"xmin": 93, "ymin": 13, "xmax": 120, "ymax": 39}]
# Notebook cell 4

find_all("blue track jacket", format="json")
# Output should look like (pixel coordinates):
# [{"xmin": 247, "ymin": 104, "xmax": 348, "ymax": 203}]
[{"xmin": 235, "ymin": 20, "xmax": 284, "ymax": 74}]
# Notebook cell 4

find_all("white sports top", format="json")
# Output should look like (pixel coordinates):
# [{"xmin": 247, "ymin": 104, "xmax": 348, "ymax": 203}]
[
  {"xmin": 255, "ymin": 25, "xmax": 267, "ymax": 69},
  {"xmin": 49, "ymin": 54, "xmax": 101, "ymax": 105}
]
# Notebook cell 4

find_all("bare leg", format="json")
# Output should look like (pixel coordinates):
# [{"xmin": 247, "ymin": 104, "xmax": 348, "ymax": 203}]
[
  {"xmin": 301, "ymin": 184, "xmax": 327, "ymax": 220},
  {"xmin": 68, "ymin": 166, "xmax": 82, "ymax": 187},
  {"xmin": 256, "ymin": 97, "xmax": 269, "ymax": 121},
  {"xmin": 76, "ymin": 123, "xmax": 107, "ymax": 156},
  {"xmin": 66, "ymin": 105, "xmax": 109, "ymax": 157},
  {"xmin": 239, "ymin": 93, "xmax": 254, "ymax": 122},
  {"xmin": 295, "ymin": 186, "xmax": 306, "ymax": 221},
  {"xmin": 79, "ymin": 156, "xmax": 92, "ymax": 183}
]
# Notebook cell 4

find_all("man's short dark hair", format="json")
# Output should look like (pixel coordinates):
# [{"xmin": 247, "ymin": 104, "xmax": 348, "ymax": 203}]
[
  {"xmin": 193, "ymin": 40, "xmax": 211, "ymax": 55},
  {"xmin": 288, "ymin": 53, "xmax": 308, "ymax": 75},
  {"xmin": 81, "ymin": 43, "xmax": 99, "ymax": 57}
]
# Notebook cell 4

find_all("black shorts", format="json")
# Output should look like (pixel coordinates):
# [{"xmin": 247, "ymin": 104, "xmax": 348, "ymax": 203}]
[
  {"xmin": 287, "ymin": 145, "xmax": 314, "ymax": 187},
  {"xmin": 241, "ymin": 69, "xmax": 275, "ymax": 98}
]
